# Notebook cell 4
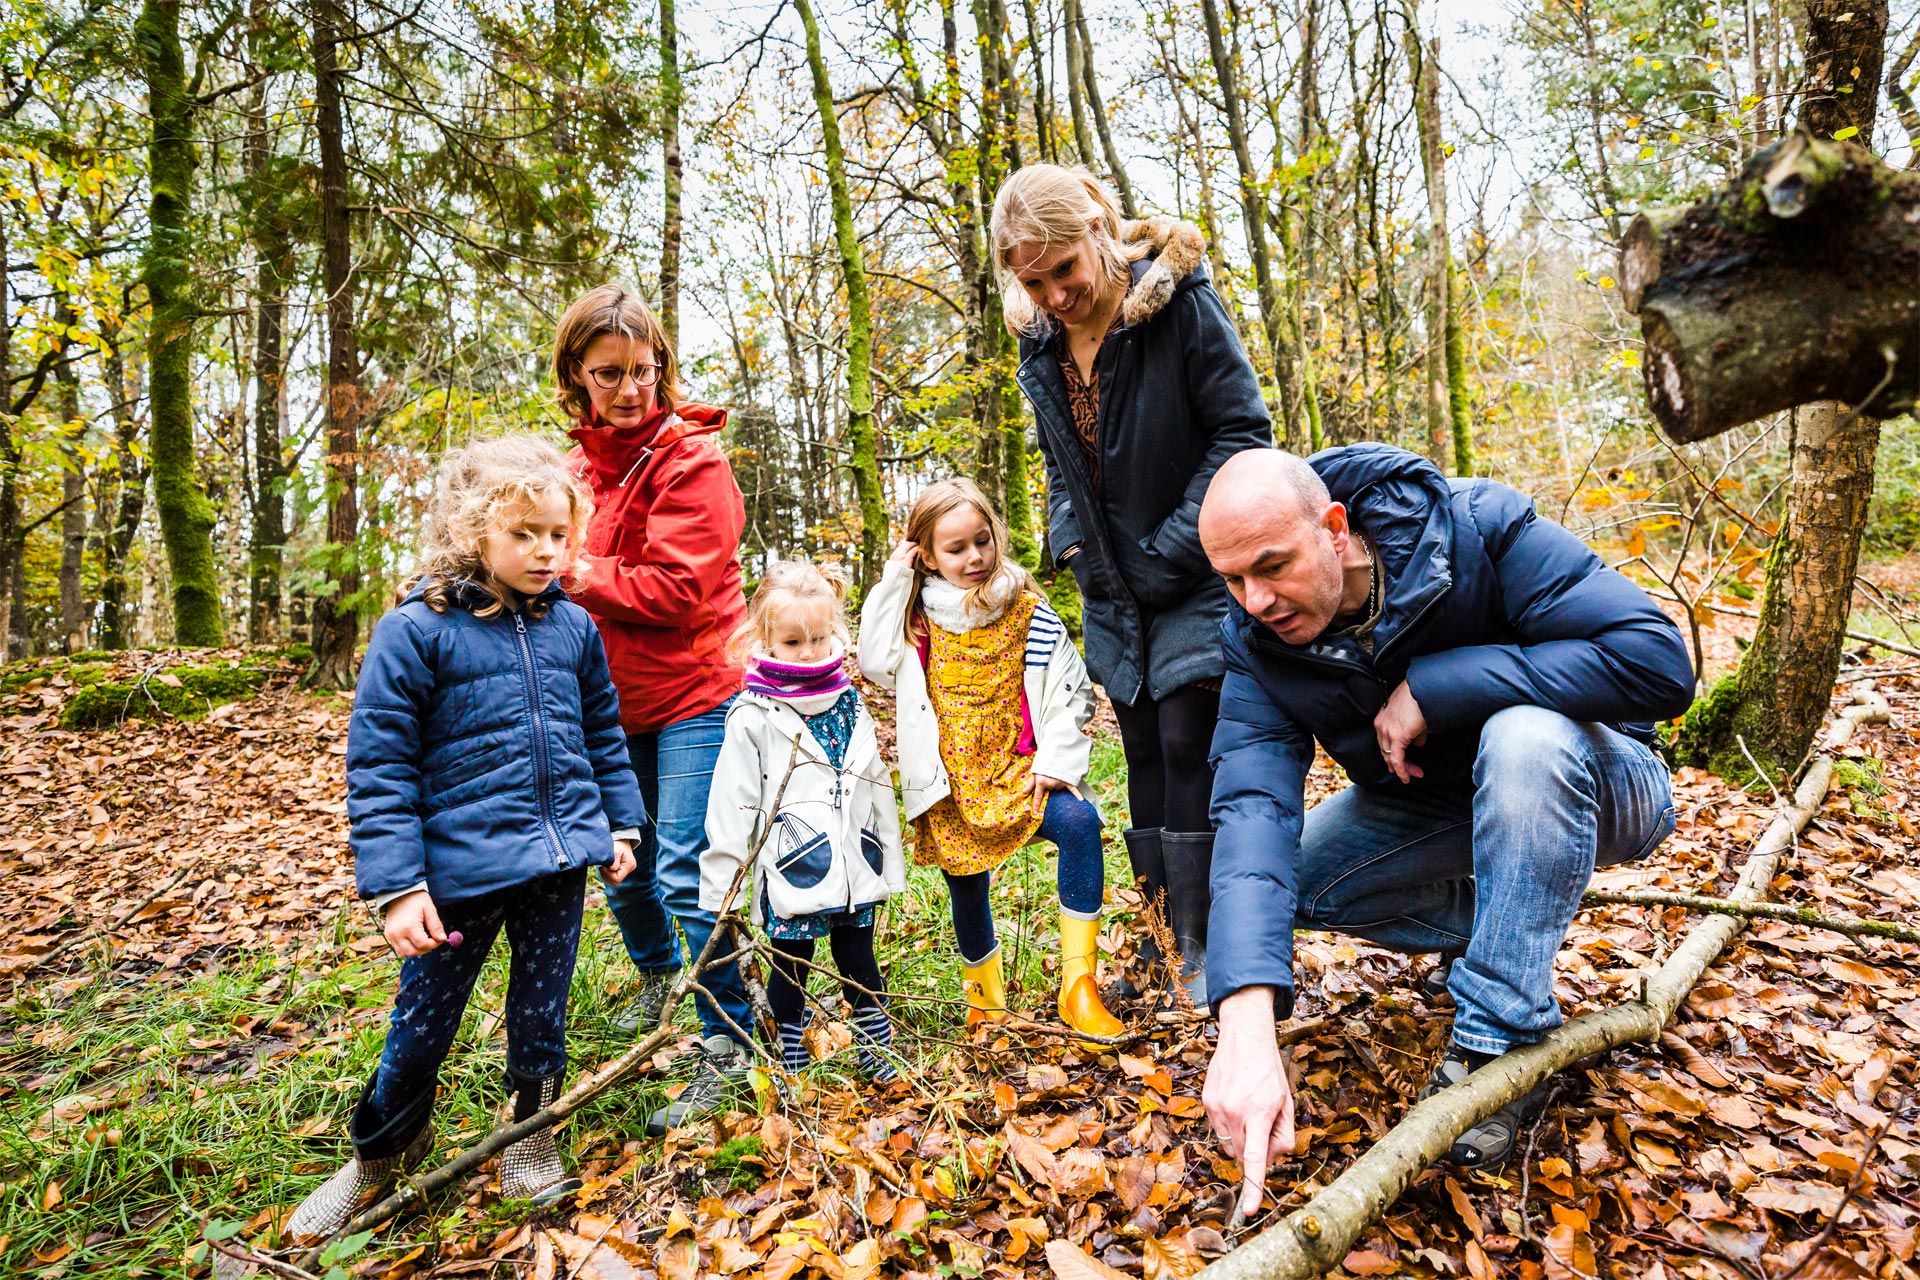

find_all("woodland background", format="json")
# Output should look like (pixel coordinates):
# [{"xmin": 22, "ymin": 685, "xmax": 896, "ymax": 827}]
[{"xmin": 8, "ymin": 0, "xmax": 1920, "ymax": 684}]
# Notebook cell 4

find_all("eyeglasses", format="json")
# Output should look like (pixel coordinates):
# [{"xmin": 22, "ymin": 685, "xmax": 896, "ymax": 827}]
[{"xmin": 585, "ymin": 363, "xmax": 662, "ymax": 390}]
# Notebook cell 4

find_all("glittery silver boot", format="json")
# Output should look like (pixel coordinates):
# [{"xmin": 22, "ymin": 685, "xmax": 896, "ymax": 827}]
[
  {"xmin": 285, "ymin": 1081, "xmax": 433, "ymax": 1243},
  {"xmin": 498, "ymin": 1072, "xmax": 580, "ymax": 1205}
]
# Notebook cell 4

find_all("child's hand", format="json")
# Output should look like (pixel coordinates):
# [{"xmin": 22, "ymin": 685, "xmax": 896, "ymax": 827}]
[
  {"xmin": 383, "ymin": 891, "xmax": 448, "ymax": 957},
  {"xmin": 607, "ymin": 838, "xmax": 637, "ymax": 884},
  {"xmin": 889, "ymin": 540, "xmax": 920, "ymax": 568},
  {"xmin": 1026, "ymin": 772, "xmax": 1069, "ymax": 816}
]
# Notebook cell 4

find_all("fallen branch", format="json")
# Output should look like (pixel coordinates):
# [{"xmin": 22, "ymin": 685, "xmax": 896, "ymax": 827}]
[
  {"xmin": 1199, "ymin": 752, "xmax": 1839, "ymax": 1279},
  {"xmin": 20, "ymin": 863, "xmax": 195, "ymax": 976},
  {"xmin": 1583, "ymin": 889, "xmax": 1920, "ymax": 947}
]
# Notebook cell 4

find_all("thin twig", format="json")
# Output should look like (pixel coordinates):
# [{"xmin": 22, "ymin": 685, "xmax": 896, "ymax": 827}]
[
  {"xmin": 1583, "ymin": 888, "xmax": 1920, "ymax": 946},
  {"xmin": 1772, "ymin": 1094, "xmax": 1903, "ymax": 1280}
]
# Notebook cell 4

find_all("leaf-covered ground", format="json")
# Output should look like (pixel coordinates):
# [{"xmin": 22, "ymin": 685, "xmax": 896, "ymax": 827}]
[{"xmin": 2, "ymin": 646, "xmax": 1918, "ymax": 1280}]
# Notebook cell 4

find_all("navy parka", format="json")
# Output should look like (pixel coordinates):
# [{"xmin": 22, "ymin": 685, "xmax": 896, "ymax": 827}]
[
  {"xmin": 1206, "ymin": 445, "xmax": 1696, "ymax": 1015},
  {"xmin": 347, "ymin": 578, "xmax": 649, "ymax": 905},
  {"xmin": 1016, "ymin": 218, "xmax": 1273, "ymax": 706}
]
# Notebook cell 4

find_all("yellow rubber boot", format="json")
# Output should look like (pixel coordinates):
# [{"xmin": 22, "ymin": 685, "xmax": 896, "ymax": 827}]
[
  {"xmin": 1058, "ymin": 914, "xmax": 1124, "ymax": 1043},
  {"xmin": 962, "ymin": 948, "xmax": 1009, "ymax": 1026}
]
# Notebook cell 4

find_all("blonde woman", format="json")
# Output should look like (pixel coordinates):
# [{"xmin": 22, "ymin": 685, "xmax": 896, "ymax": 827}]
[
  {"xmin": 287, "ymin": 436, "xmax": 645, "ymax": 1238},
  {"xmin": 991, "ymin": 164, "xmax": 1272, "ymax": 1008},
  {"xmin": 551, "ymin": 282, "xmax": 751, "ymax": 1131}
]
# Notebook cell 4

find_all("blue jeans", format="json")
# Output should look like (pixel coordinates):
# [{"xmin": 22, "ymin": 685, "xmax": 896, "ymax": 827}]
[
  {"xmin": 1295, "ymin": 705, "xmax": 1676, "ymax": 1056},
  {"xmin": 945, "ymin": 789, "xmax": 1105, "ymax": 964},
  {"xmin": 601, "ymin": 700, "xmax": 753, "ymax": 1046},
  {"xmin": 362, "ymin": 867, "xmax": 586, "ymax": 1156}
]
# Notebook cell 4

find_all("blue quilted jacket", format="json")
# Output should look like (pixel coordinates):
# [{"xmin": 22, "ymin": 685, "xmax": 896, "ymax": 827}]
[
  {"xmin": 347, "ymin": 578, "xmax": 648, "ymax": 904},
  {"xmin": 1207, "ymin": 444, "xmax": 1695, "ymax": 1015}
]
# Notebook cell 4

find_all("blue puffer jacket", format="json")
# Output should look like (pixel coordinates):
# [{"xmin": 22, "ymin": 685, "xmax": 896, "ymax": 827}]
[
  {"xmin": 1207, "ymin": 444, "xmax": 1694, "ymax": 1015},
  {"xmin": 347, "ymin": 578, "xmax": 649, "ymax": 904}
]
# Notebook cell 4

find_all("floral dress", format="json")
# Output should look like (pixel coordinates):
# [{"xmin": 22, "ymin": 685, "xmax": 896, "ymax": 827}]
[
  {"xmin": 915, "ymin": 592, "xmax": 1044, "ymax": 874},
  {"xmin": 761, "ymin": 688, "xmax": 879, "ymax": 940}
]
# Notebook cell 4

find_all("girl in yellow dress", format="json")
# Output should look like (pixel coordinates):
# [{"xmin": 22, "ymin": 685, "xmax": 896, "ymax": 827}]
[{"xmin": 857, "ymin": 479, "xmax": 1123, "ymax": 1040}]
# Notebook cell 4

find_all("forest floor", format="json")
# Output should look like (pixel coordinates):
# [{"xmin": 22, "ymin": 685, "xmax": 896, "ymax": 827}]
[{"xmin": 2, "ymin": 597, "xmax": 1920, "ymax": 1279}]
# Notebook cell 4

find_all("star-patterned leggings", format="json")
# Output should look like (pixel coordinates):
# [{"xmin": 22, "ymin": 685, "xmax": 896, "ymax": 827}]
[{"xmin": 361, "ymin": 867, "xmax": 587, "ymax": 1154}]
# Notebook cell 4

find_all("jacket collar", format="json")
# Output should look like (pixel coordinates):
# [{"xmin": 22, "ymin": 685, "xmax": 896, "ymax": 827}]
[
  {"xmin": 403, "ymin": 574, "xmax": 567, "ymax": 614},
  {"xmin": 568, "ymin": 401, "xmax": 730, "ymax": 487},
  {"xmin": 1244, "ymin": 444, "xmax": 1456, "ymax": 670}
]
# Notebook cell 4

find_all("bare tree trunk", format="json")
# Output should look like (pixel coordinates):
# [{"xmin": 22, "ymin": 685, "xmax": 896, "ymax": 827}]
[
  {"xmin": 0, "ymin": 207, "xmax": 16, "ymax": 662},
  {"xmin": 56, "ymin": 340, "xmax": 86, "ymax": 652},
  {"xmin": 1199, "ymin": 0, "xmax": 1291, "ymax": 445},
  {"xmin": 306, "ymin": 0, "xmax": 362, "ymax": 689},
  {"xmin": 245, "ymin": 8, "xmax": 290, "ymax": 645},
  {"xmin": 1672, "ymin": 0, "xmax": 1889, "ymax": 782},
  {"xmin": 97, "ymin": 339, "xmax": 146, "ymax": 650},
  {"xmin": 1061, "ymin": 0, "xmax": 1096, "ymax": 169},
  {"xmin": 1405, "ymin": 12, "xmax": 1471, "ymax": 475},
  {"xmin": 1020, "ymin": 0, "xmax": 1054, "ymax": 163},
  {"xmin": 1071, "ymin": 1, "xmax": 1135, "ymax": 217},
  {"xmin": 658, "ymin": 0, "xmax": 683, "ymax": 344}
]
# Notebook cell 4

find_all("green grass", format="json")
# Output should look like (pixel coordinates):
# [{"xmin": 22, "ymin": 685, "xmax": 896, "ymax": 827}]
[{"xmin": 0, "ymin": 730, "xmax": 1141, "ymax": 1276}]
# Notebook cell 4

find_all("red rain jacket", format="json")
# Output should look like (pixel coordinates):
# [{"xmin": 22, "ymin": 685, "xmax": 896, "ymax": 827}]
[{"xmin": 567, "ymin": 403, "xmax": 747, "ymax": 735}]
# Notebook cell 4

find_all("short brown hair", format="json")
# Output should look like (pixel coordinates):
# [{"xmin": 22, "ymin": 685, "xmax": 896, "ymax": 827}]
[{"xmin": 550, "ymin": 282, "xmax": 680, "ymax": 422}]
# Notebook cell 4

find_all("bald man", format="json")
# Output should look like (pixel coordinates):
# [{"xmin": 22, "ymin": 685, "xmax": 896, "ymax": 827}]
[{"xmin": 1196, "ymin": 445, "xmax": 1693, "ymax": 1206}]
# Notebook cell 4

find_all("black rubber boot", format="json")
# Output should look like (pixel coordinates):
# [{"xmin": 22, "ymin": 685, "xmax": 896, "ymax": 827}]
[
  {"xmin": 1161, "ymin": 830, "xmax": 1213, "ymax": 1009},
  {"xmin": 1110, "ymin": 827, "xmax": 1167, "ymax": 1000}
]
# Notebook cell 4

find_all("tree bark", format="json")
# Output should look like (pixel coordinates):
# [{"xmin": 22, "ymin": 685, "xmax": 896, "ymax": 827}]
[
  {"xmin": 1623, "ymin": 132, "xmax": 1920, "ymax": 443},
  {"xmin": 245, "ymin": 11, "xmax": 291, "ymax": 646},
  {"xmin": 1060, "ymin": 0, "xmax": 1096, "ymax": 170},
  {"xmin": 1405, "ymin": 13, "xmax": 1471, "ymax": 475},
  {"xmin": 306, "ymin": 0, "xmax": 362, "ymax": 688},
  {"xmin": 795, "ymin": 0, "xmax": 884, "ymax": 589},
  {"xmin": 138, "ymin": 0, "xmax": 224, "ymax": 646},
  {"xmin": 96, "ymin": 339, "xmax": 146, "ymax": 650},
  {"xmin": 1800, "ymin": 0, "xmax": 1888, "ymax": 139},
  {"xmin": 55, "ymin": 339, "xmax": 86, "ymax": 652},
  {"xmin": 658, "ymin": 0, "xmax": 683, "ymax": 345},
  {"xmin": 1199, "ymin": 0, "xmax": 1290, "ymax": 446},
  {"xmin": 0, "ymin": 206, "xmax": 16, "ymax": 661},
  {"xmin": 1071, "ymin": 2, "xmax": 1135, "ymax": 218}
]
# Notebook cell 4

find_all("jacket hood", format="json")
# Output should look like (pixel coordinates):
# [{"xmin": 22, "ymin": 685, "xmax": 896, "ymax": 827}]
[
  {"xmin": 1247, "ymin": 444, "xmax": 1456, "ymax": 669},
  {"xmin": 1118, "ymin": 216, "xmax": 1207, "ymax": 327},
  {"xmin": 568, "ymin": 402, "xmax": 730, "ymax": 483}
]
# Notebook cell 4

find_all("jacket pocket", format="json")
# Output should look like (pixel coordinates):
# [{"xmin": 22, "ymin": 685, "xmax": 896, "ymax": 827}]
[
  {"xmin": 772, "ymin": 815, "xmax": 834, "ymax": 890},
  {"xmin": 422, "ymin": 740, "xmax": 513, "ymax": 811},
  {"xmin": 859, "ymin": 827, "xmax": 885, "ymax": 876}
]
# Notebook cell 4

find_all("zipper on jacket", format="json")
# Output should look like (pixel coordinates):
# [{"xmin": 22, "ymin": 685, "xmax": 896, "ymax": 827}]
[{"xmin": 514, "ymin": 613, "xmax": 569, "ymax": 869}]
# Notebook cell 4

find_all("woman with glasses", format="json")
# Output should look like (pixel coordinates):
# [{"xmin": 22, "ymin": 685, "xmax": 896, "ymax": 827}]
[{"xmin": 552, "ymin": 283, "xmax": 754, "ymax": 1132}]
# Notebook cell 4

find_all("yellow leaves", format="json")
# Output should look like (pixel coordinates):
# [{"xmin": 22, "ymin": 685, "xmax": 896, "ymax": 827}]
[
  {"xmin": 40, "ymin": 1180, "xmax": 61, "ymax": 1212},
  {"xmin": 1833, "ymin": 126, "xmax": 1860, "ymax": 141},
  {"xmin": 1639, "ymin": 144, "xmax": 1657, "ymax": 161}
]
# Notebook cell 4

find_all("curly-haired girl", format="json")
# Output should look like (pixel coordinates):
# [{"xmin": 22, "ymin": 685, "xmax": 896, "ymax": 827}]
[{"xmin": 286, "ymin": 434, "xmax": 647, "ymax": 1239}]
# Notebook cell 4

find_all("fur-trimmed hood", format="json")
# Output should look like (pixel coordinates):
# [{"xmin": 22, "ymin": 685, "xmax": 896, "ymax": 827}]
[
  {"xmin": 1117, "ymin": 216, "xmax": 1207, "ymax": 326},
  {"xmin": 1007, "ymin": 216, "xmax": 1208, "ymax": 337}
]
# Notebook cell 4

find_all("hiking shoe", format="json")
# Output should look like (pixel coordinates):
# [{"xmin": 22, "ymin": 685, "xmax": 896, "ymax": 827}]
[
  {"xmin": 1416, "ymin": 1046, "xmax": 1558, "ymax": 1170},
  {"xmin": 1422, "ymin": 949, "xmax": 1463, "ymax": 1002},
  {"xmin": 645, "ymin": 1034, "xmax": 752, "ymax": 1135},
  {"xmin": 608, "ymin": 971, "xmax": 678, "ymax": 1037}
]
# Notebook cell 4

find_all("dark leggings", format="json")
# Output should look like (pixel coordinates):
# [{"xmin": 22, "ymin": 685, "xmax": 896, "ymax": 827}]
[
  {"xmin": 766, "ymin": 925, "xmax": 886, "ymax": 1028},
  {"xmin": 362, "ymin": 867, "xmax": 586, "ymax": 1155},
  {"xmin": 944, "ymin": 789, "xmax": 1105, "ymax": 964},
  {"xmin": 1111, "ymin": 683, "xmax": 1221, "ymax": 834}
]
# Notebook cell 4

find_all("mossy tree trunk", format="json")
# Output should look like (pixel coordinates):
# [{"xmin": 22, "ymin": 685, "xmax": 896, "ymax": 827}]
[
  {"xmin": 795, "ymin": 0, "xmax": 884, "ymax": 589},
  {"xmin": 97, "ymin": 337, "xmax": 147, "ymax": 650},
  {"xmin": 306, "ymin": 0, "xmax": 362, "ymax": 688},
  {"xmin": 139, "ymin": 0, "xmax": 225, "ymax": 646},
  {"xmin": 1670, "ymin": 0, "xmax": 1888, "ymax": 781}
]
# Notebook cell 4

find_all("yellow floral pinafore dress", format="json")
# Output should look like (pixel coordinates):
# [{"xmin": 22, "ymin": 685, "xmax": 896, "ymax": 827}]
[{"xmin": 915, "ymin": 592, "xmax": 1044, "ymax": 875}]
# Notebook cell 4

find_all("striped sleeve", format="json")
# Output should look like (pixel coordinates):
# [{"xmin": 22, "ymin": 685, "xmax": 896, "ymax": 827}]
[{"xmin": 1025, "ymin": 598, "xmax": 1065, "ymax": 669}]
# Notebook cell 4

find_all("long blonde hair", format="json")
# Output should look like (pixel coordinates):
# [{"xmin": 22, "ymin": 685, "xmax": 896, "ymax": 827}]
[
  {"xmin": 989, "ymin": 164, "xmax": 1149, "ymax": 338},
  {"xmin": 550, "ymin": 282, "xmax": 681, "ymax": 423},
  {"xmin": 405, "ymin": 434, "xmax": 594, "ymax": 618},
  {"xmin": 729, "ymin": 560, "xmax": 851, "ymax": 662},
  {"xmin": 901, "ymin": 478, "xmax": 1044, "ymax": 640}
]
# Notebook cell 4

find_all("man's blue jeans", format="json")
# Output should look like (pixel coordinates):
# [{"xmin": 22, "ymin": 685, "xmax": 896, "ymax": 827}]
[
  {"xmin": 601, "ymin": 699, "xmax": 753, "ymax": 1047},
  {"xmin": 1295, "ymin": 705, "xmax": 1676, "ymax": 1055}
]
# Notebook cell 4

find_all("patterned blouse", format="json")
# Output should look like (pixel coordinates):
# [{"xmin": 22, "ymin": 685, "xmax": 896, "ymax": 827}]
[{"xmin": 1053, "ymin": 318, "xmax": 1121, "ymax": 489}]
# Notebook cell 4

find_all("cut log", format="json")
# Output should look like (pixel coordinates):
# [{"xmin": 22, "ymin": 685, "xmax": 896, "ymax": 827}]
[
  {"xmin": 1199, "ymin": 691, "xmax": 1867, "ymax": 1280},
  {"xmin": 1623, "ymin": 129, "xmax": 1920, "ymax": 442}
]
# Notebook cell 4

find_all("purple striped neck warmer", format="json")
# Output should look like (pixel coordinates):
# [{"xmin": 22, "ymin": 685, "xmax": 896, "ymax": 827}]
[{"xmin": 744, "ymin": 645, "xmax": 851, "ymax": 704}]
